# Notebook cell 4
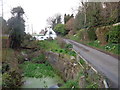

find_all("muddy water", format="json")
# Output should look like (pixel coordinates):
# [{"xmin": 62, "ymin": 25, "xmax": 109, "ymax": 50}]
[{"xmin": 21, "ymin": 76, "xmax": 63, "ymax": 88}]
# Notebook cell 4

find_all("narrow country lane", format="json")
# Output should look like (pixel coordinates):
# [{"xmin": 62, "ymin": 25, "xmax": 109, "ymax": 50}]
[{"xmin": 64, "ymin": 39, "xmax": 119, "ymax": 88}]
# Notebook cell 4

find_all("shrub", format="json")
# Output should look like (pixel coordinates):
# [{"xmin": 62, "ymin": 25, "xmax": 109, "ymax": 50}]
[
  {"xmin": 68, "ymin": 51, "xmax": 76, "ymax": 57},
  {"xmin": 54, "ymin": 24, "xmax": 66, "ymax": 36},
  {"xmin": 79, "ymin": 59, "xmax": 85, "ymax": 65},
  {"xmin": 106, "ymin": 25, "xmax": 120, "ymax": 44},
  {"xmin": 65, "ymin": 44, "xmax": 73, "ymax": 49},
  {"xmin": 87, "ymin": 27, "xmax": 97, "ymax": 41},
  {"xmin": 2, "ymin": 71, "xmax": 23, "ymax": 88}
]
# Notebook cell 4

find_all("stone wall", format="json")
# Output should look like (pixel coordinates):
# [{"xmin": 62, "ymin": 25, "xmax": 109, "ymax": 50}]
[
  {"xmin": 45, "ymin": 51, "xmax": 81, "ymax": 81},
  {"xmin": 45, "ymin": 51, "xmax": 105, "ymax": 88}
]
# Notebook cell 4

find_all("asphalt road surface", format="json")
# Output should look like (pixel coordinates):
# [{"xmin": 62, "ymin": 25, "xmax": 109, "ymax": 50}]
[{"xmin": 64, "ymin": 39, "xmax": 119, "ymax": 88}]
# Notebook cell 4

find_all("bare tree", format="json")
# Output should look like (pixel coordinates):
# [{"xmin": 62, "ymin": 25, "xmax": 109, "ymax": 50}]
[
  {"xmin": 46, "ymin": 13, "xmax": 62, "ymax": 29},
  {"xmin": 81, "ymin": 1, "xmax": 89, "ymax": 26}
]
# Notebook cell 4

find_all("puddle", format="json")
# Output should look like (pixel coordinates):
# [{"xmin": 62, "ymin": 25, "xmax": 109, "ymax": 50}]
[{"xmin": 21, "ymin": 76, "xmax": 63, "ymax": 88}]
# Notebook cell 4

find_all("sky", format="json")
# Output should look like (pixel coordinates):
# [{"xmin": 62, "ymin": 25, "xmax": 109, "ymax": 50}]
[{"xmin": 0, "ymin": 0, "xmax": 80, "ymax": 34}]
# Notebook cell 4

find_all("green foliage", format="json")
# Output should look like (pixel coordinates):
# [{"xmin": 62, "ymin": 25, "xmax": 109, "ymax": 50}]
[
  {"xmin": 8, "ymin": 6, "xmax": 25, "ymax": 49},
  {"xmin": 74, "ymin": 2, "xmax": 119, "ymax": 31},
  {"xmin": 65, "ymin": 44, "xmax": 73, "ymax": 49},
  {"xmin": 51, "ymin": 48, "xmax": 76, "ymax": 57},
  {"xmin": 79, "ymin": 29, "xmax": 88, "ymax": 41},
  {"xmin": 38, "ymin": 40, "xmax": 60, "ymax": 51},
  {"xmin": 74, "ymin": 12, "xmax": 85, "ymax": 30},
  {"xmin": 32, "ymin": 54, "xmax": 46, "ymax": 63},
  {"xmin": 54, "ymin": 24, "xmax": 66, "ymax": 36},
  {"xmin": 87, "ymin": 40, "xmax": 101, "ymax": 48},
  {"xmin": 68, "ymin": 34, "xmax": 80, "ymax": 42},
  {"xmin": 86, "ymin": 83, "xmax": 98, "ymax": 88},
  {"xmin": 67, "ymin": 51, "xmax": 76, "ymax": 57},
  {"xmin": 104, "ymin": 44, "xmax": 120, "ymax": 54},
  {"xmin": 79, "ymin": 59, "xmax": 85, "ymax": 65},
  {"xmin": 2, "ymin": 62, "xmax": 10, "ymax": 73},
  {"xmin": 2, "ymin": 71, "xmax": 23, "ymax": 88},
  {"xmin": 64, "ymin": 14, "xmax": 74, "ymax": 24},
  {"xmin": 87, "ymin": 40, "xmax": 120, "ymax": 55},
  {"xmin": 87, "ymin": 27, "xmax": 97, "ymax": 41},
  {"xmin": 21, "ymin": 62, "xmax": 56, "ymax": 78},
  {"xmin": 67, "ymin": 30, "xmax": 85, "ymax": 42},
  {"xmin": 60, "ymin": 80, "xmax": 80, "ymax": 88},
  {"xmin": 107, "ymin": 25, "xmax": 120, "ymax": 43},
  {"xmin": 38, "ymin": 40, "xmax": 76, "ymax": 56}
]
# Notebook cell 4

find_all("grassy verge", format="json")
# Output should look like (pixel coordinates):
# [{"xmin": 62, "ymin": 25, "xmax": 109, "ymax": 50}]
[
  {"xmin": 38, "ymin": 40, "xmax": 61, "ymax": 51},
  {"xmin": 38, "ymin": 40, "xmax": 76, "ymax": 57},
  {"xmin": 87, "ymin": 40, "xmax": 120, "ymax": 55},
  {"xmin": 68, "ymin": 34, "xmax": 120, "ymax": 55}
]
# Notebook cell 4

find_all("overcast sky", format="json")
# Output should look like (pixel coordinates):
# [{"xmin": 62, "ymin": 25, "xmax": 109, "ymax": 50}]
[{"xmin": 0, "ymin": 0, "xmax": 80, "ymax": 34}]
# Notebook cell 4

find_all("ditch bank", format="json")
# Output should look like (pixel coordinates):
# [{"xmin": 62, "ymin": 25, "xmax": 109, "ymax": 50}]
[
  {"xmin": 19, "ymin": 49, "xmax": 64, "ymax": 88},
  {"xmin": 45, "ymin": 51, "xmax": 106, "ymax": 88}
]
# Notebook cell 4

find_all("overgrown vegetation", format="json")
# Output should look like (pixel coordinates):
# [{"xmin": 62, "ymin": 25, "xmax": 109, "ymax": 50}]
[
  {"xmin": 60, "ymin": 80, "xmax": 80, "ymax": 88},
  {"xmin": 31, "ymin": 54, "xmax": 46, "ymax": 63},
  {"xmin": 67, "ymin": 31, "xmax": 120, "ymax": 55},
  {"xmin": 2, "ymin": 71, "xmax": 23, "ymax": 88},
  {"xmin": 38, "ymin": 40, "xmax": 76, "ymax": 56},
  {"xmin": 106, "ymin": 25, "xmax": 120, "ymax": 44},
  {"xmin": 21, "ymin": 61, "xmax": 57, "ymax": 78},
  {"xmin": 54, "ymin": 24, "xmax": 66, "ymax": 36},
  {"xmin": 2, "ymin": 49, "xmax": 23, "ymax": 88},
  {"xmin": 87, "ymin": 40, "xmax": 120, "ymax": 55},
  {"xmin": 8, "ymin": 6, "xmax": 25, "ymax": 49}
]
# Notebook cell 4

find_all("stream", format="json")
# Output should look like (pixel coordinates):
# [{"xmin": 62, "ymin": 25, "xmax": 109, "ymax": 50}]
[
  {"xmin": 21, "ymin": 76, "xmax": 63, "ymax": 88},
  {"xmin": 20, "ymin": 50, "xmax": 64, "ymax": 88}
]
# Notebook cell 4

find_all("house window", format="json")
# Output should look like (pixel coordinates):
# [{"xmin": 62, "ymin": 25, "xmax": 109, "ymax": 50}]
[{"xmin": 49, "ymin": 32, "xmax": 52, "ymax": 34}]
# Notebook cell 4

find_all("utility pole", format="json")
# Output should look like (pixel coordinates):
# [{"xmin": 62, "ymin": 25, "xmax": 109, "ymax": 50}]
[
  {"xmin": 0, "ymin": 0, "xmax": 3, "ymax": 60},
  {"xmin": 1, "ymin": 0, "xmax": 3, "ymax": 35}
]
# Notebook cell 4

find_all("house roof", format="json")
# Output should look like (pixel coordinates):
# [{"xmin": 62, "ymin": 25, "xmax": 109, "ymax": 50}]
[{"xmin": 39, "ymin": 29, "xmax": 47, "ymax": 35}]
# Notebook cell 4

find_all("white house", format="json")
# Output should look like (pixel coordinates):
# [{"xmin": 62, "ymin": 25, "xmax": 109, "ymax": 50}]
[{"xmin": 33, "ymin": 26, "xmax": 57, "ymax": 40}]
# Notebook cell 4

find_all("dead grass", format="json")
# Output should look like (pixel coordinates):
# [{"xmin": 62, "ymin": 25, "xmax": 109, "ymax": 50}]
[{"xmin": 2, "ymin": 48, "xmax": 20, "ymax": 72}]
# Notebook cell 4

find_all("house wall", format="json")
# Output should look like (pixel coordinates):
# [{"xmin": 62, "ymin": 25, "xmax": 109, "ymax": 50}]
[{"xmin": 34, "ymin": 28, "xmax": 57, "ymax": 40}]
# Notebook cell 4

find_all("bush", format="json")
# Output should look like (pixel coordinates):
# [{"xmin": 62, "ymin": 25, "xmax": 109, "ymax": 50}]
[
  {"xmin": 79, "ymin": 59, "xmax": 85, "ymax": 65},
  {"xmin": 65, "ymin": 44, "xmax": 73, "ymax": 49},
  {"xmin": 106, "ymin": 25, "xmax": 120, "ymax": 44},
  {"xmin": 2, "ymin": 71, "xmax": 23, "ymax": 88},
  {"xmin": 87, "ymin": 27, "xmax": 97, "ymax": 41},
  {"xmin": 2, "ymin": 62, "xmax": 10, "ymax": 74},
  {"xmin": 68, "ymin": 51, "xmax": 76, "ymax": 57},
  {"xmin": 54, "ymin": 24, "xmax": 66, "ymax": 36}
]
